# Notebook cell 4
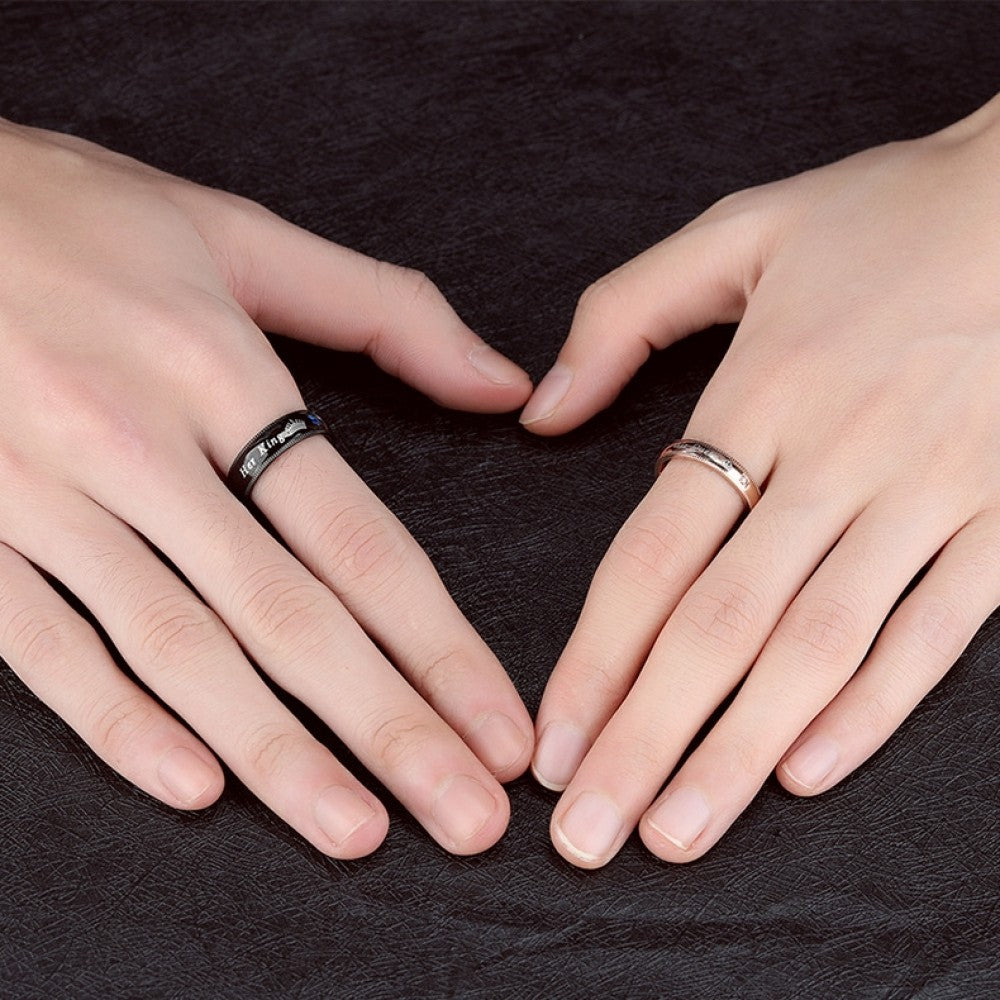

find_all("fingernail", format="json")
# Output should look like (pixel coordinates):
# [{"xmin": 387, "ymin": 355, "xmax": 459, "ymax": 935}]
[
  {"xmin": 554, "ymin": 790, "xmax": 624, "ymax": 863},
  {"xmin": 158, "ymin": 747, "xmax": 216, "ymax": 806},
  {"xmin": 519, "ymin": 362, "xmax": 573, "ymax": 424},
  {"xmin": 314, "ymin": 785, "xmax": 376, "ymax": 847},
  {"xmin": 432, "ymin": 774, "xmax": 497, "ymax": 846},
  {"xmin": 782, "ymin": 736, "xmax": 839, "ymax": 789},
  {"xmin": 468, "ymin": 343, "xmax": 521, "ymax": 385},
  {"xmin": 467, "ymin": 712, "xmax": 530, "ymax": 775},
  {"xmin": 532, "ymin": 721, "xmax": 590, "ymax": 791},
  {"xmin": 647, "ymin": 786, "xmax": 712, "ymax": 850}
]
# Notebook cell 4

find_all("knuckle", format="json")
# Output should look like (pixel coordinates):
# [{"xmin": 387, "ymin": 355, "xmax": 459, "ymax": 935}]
[
  {"xmin": 166, "ymin": 309, "xmax": 239, "ymax": 374},
  {"xmin": 557, "ymin": 651, "xmax": 630, "ymax": 707},
  {"xmin": 6, "ymin": 610, "xmax": 91, "ymax": 676},
  {"xmin": 133, "ymin": 593, "xmax": 222, "ymax": 669},
  {"xmin": 373, "ymin": 259, "xmax": 441, "ymax": 311},
  {"xmin": 607, "ymin": 730, "xmax": 668, "ymax": 779},
  {"xmin": 719, "ymin": 730, "xmax": 766, "ymax": 781},
  {"xmin": 242, "ymin": 722, "xmax": 312, "ymax": 781},
  {"xmin": 173, "ymin": 303, "xmax": 291, "ymax": 395},
  {"xmin": 702, "ymin": 186, "xmax": 755, "ymax": 221},
  {"xmin": 575, "ymin": 271, "xmax": 627, "ymax": 326},
  {"xmin": 89, "ymin": 694, "xmax": 158, "ymax": 764},
  {"xmin": 239, "ymin": 568, "xmax": 328, "ymax": 653},
  {"xmin": 367, "ymin": 711, "xmax": 437, "ymax": 772},
  {"xmin": 416, "ymin": 646, "xmax": 471, "ymax": 702},
  {"xmin": 857, "ymin": 687, "xmax": 898, "ymax": 737},
  {"xmin": 224, "ymin": 190, "xmax": 276, "ymax": 225},
  {"xmin": 778, "ymin": 594, "xmax": 863, "ymax": 664},
  {"xmin": 398, "ymin": 266, "xmax": 438, "ymax": 308},
  {"xmin": 39, "ymin": 363, "xmax": 160, "ymax": 468},
  {"xmin": 678, "ymin": 578, "xmax": 766, "ymax": 654},
  {"xmin": 901, "ymin": 598, "xmax": 970, "ymax": 665},
  {"xmin": 610, "ymin": 513, "xmax": 693, "ymax": 594},
  {"xmin": 312, "ymin": 502, "xmax": 408, "ymax": 591}
]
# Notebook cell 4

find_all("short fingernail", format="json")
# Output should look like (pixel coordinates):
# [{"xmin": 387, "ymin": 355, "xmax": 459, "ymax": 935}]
[
  {"xmin": 158, "ymin": 747, "xmax": 217, "ymax": 806},
  {"xmin": 532, "ymin": 721, "xmax": 590, "ymax": 791},
  {"xmin": 647, "ymin": 786, "xmax": 712, "ymax": 850},
  {"xmin": 468, "ymin": 343, "xmax": 522, "ymax": 385},
  {"xmin": 432, "ymin": 774, "xmax": 498, "ymax": 846},
  {"xmin": 554, "ymin": 790, "xmax": 624, "ymax": 863},
  {"xmin": 314, "ymin": 785, "xmax": 377, "ymax": 847},
  {"xmin": 782, "ymin": 736, "xmax": 839, "ymax": 789},
  {"xmin": 467, "ymin": 712, "xmax": 530, "ymax": 775},
  {"xmin": 519, "ymin": 362, "xmax": 573, "ymax": 424}
]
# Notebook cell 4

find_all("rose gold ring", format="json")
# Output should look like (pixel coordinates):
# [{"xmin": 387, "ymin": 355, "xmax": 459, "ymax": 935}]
[{"xmin": 654, "ymin": 438, "xmax": 761, "ymax": 512}]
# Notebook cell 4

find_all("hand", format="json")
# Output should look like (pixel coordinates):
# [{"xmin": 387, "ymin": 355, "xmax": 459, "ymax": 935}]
[
  {"xmin": 0, "ymin": 117, "xmax": 535, "ymax": 859},
  {"xmin": 520, "ymin": 95, "xmax": 1000, "ymax": 866}
]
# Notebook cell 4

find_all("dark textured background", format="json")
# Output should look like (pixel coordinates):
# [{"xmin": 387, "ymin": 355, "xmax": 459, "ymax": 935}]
[{"xmin": 1, "ymin": 2, "xmax": 998, "ymax": 998}]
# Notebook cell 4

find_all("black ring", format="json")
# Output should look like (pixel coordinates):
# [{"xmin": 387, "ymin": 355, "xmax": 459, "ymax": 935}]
[{"xmin": 226, "ymin": 410, "xmax": 329, "ymax": 503}]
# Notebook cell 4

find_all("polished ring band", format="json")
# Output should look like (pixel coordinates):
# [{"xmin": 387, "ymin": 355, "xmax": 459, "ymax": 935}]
[
  {"xmin": 227, "ymin": 409, "xmax": 329, "ymax": 504},
  {"xmin": 655, "ymin": 438, "xmax": 761, "ymax": 511}
]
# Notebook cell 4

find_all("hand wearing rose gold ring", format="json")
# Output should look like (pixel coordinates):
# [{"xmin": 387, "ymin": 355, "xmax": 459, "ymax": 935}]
[{"xmin": 521, "ymin": 92, "xmax": 1000, "ymax": 868}]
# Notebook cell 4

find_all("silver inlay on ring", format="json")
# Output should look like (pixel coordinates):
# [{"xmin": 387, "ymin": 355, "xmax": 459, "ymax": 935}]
[{"xmin": 654, "ymin": 438, "xmax": 761, "ymax": 511}]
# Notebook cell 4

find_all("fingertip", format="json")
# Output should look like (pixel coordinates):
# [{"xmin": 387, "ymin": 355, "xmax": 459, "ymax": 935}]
[
  {"xmin": 776, "ymin": 759, "xmax": 831, "ymax": 798},
  {"xmin": 638, "ymin": 818, "xmax": 706, "ymax": 864},
  {"xmin": 530, "ymin": 763, "xmax": 567, "ymax": 793},
  {"xmin": 314, "ymin": 785, "xmax": 390, "ymax": 860},
  {"xmin": 465, "ymin": 710, "xmax": 534, "ymax": 782},
  {"xmin": 518, "ymin": 362, "xmax": 574, "ymax": 431},
  {"xmin": 431, "ymin": 774, "xmax": 510, "ymax": 855},
  {"xmin": 467, "ymin": 344, "xmax": 532, "ymax": 393},
  {"xmin": 777, "ymin": 735, "xmax": 841, "ymax": 797},
  {"xmin": 157, "ymin": 745, "xmax": 225, "ymax": 811},
  {"xmin": 418, "ymin": 339, "xmax": 533, "ymax": 413},
  {"xmin": 326, "ymin": 807, "xmax": 390, "ymax": 861},
  {"xmin": 531, "ymin": 720, "xmax": 590, "ymax": 792},
  {"xmin": 517, "ymin": 359, "xmax": 623, "ymax": 435},
  {"xmin": 549, "ymin": 808, "xmax": 614, "ymax": 870}
]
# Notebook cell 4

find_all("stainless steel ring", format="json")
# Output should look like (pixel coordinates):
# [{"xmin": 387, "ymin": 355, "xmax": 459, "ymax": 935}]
[{"xmin": 226, "ymin": 410, "xmax": 329, "ymax": 504}]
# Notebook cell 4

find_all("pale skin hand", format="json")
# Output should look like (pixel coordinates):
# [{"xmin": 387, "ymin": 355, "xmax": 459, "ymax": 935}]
[
  {"xmin": 0, "ymin": 118, "xmax": 537, "ymax": 859},
  {"xmin": 520, "ymin": 94, "xmax": 1000, "ymax": 867}
]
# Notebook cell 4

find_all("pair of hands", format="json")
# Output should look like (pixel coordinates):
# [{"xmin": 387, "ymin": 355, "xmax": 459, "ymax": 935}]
[{"xmin": 1, "ymin": 97, "xmax": 997, "ymax": 867}]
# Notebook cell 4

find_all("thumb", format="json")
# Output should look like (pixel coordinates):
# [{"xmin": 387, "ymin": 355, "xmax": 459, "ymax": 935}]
[
  {"xmin": 200, "ymin": 193, "xmax": 532, "ymax": 413},
  {"xmin": 519, "ymin": 193, "xmax": 770, "ymax": 435}
]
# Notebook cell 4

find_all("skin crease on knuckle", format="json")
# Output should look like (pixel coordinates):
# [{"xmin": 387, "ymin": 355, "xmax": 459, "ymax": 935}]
[
  {"xmin": 131, "ymin": 592, "xmax": 223, "ymax": 676},
  {"xmin": 237, "ymin": 569, "xmax": 331, "ymax": 663},
  {"xmin": 676, "ymin": 579, "xmax": 768, "ymax": 658},
  {"xmin": 307, "ymin": 499, "xmax": 410, "ymax": 593},
  {"xmin": 611, "ymin": 513, "xmax": 695, "ymax": 594},
  {"xmin": 242, "ymin": 722, "xmax": 316, "ymax": 784}
]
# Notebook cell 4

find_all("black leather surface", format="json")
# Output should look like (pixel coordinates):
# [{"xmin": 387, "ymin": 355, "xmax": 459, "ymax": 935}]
[{"xmin": 1, "ymin": 3, "xmax": 998, "ymax": 997}]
